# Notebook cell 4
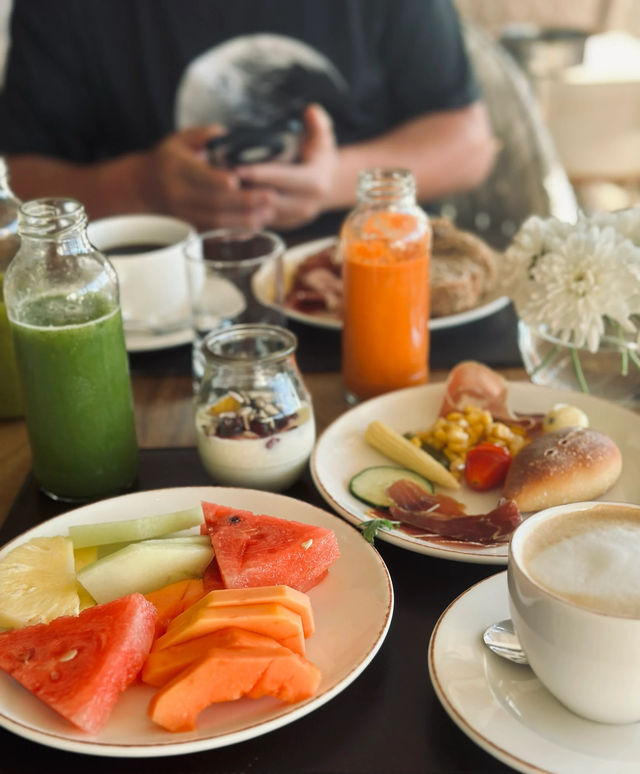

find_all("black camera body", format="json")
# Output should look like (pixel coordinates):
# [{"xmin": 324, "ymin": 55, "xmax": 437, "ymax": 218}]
[{"xmin": 206, "ymin": 116, "xmax": 303, "ymax": 168}]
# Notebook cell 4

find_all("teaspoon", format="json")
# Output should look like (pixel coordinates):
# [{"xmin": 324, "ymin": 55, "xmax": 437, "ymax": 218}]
[{"xmin": 482, "ymin": 618, "xmax": 529, "ymax": 665}]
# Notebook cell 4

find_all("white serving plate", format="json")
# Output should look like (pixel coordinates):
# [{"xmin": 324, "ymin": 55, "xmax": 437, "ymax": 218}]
[
  {"xmin": 0, "ymin": 486, "xmax": 393, "ymax": 757},
  {"xmin": 252, "ymin": 237, "xmax": 510, "ymax": 332},
  {"xmin": 311, "ymin": 381, "xmax": 640, "ymax": 564}
]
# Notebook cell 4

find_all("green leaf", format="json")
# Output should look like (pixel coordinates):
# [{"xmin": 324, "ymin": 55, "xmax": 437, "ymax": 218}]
[{"xmin": 358, "ymin": 518, "xmax": 401, "ymax": 544}]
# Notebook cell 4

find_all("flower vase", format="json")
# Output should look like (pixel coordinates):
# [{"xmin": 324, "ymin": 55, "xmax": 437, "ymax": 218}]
[{"xmin": 518, "ymin": 321, "xmax": 640, "ymax": 410}]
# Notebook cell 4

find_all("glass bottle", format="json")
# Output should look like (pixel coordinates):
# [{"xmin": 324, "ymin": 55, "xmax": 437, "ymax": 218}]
[
  {"xmin": 4, "ymin": 198, "xmax": 139, "ymax": 501},
  {"xmin": 0, "ymin": 159, "xmax": 23, "ymax": 419},
  {"xmin": 340, "ymin": 168, "xmax": 432, "ymax": 402},
  {"xmin": 194, "ymin": 323, "xmax": 315, "ymax": 492}
]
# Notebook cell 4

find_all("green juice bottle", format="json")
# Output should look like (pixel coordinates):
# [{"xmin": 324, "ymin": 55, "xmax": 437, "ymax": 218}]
[
  {"xmin": 4, "ymin": 198, "xmax": 138, "ymax": 501},
  {"xmin": 0, "ymin": 159, "xmax": 24, "ymax": 419}
]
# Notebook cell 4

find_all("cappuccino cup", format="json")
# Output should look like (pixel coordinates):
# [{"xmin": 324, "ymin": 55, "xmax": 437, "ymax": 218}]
[
  {"xmin": 508, "ymin": 500, "xmax": 640, "ymax": 724},
  {"xmin": 88, "ymin": 214, "xmax": 195, "ymax": 339}
]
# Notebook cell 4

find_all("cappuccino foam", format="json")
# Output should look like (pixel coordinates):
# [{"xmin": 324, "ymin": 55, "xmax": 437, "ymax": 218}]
[{"xmin": 523, "ymin": 506, "xmax": 640, "ymax": 618}]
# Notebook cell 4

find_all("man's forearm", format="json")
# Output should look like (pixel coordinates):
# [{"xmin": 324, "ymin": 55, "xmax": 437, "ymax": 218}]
[
  {"xmin": 328, "ymin": 102, "xmax": 496, "ymax": 211},
  {"xmin": 5, "ymin": 153, "xmax": 153, "ymax": 218}
]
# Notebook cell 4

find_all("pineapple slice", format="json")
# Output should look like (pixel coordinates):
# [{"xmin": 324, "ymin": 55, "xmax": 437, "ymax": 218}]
[
  {"xmin": 73, "ymin": 546, "xmax": 98, "ymax": 611},
  {"xmin": 0, "ymin": 536, "xmax": 79, "ymax": 629}
]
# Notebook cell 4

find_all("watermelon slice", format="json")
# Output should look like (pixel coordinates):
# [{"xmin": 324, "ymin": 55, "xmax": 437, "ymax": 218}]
[
  {"xmin": 202, "ymin": 555, "xmax": 226, "ymax": 592},
  {"xmin": 201, "ymin": 502, "xmax": 340, "ymax": 592},
  {"xmin": 0, "ymin": 593, "xmax": 157, "ymax": 733}
]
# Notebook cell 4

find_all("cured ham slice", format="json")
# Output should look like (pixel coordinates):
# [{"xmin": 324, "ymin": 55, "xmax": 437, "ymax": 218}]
[
  {"xmin": 284, "ymin": 245, "xmax": 342, "ymax": 315},
  {"xmin": 439, "ymin": 361, "xmax": 509, "ymax": 418},
  {"xmin": 385, "ymin": 479, "xmax": 522, "ymax": 544},
  {"xmin": 384, "ymin": 478, "xmax": 467, "ymax": 516},
  {"xmin": 440, "ymin": 361, "xmax": 543, "ymax": 432}
]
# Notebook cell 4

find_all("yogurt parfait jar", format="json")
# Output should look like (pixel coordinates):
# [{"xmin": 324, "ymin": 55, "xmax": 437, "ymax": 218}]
[{"xmin": 194, "ymin": 324, "xmax": 315, "ymax": 491}]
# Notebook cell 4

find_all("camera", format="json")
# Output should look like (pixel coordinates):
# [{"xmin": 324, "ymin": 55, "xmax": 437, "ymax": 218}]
[{"xmin": 206, "ymin": 116, "xmax": 303, "ymax": 168}]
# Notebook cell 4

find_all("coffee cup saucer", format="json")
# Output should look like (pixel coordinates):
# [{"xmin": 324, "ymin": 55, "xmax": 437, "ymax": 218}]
[
  {"xmin": 123, "ymin": 323, "xmax": 193, "ymax": 353},
  {"xmin": 429, "ymin": 571, "xmax": 640, "ymax": 774}
]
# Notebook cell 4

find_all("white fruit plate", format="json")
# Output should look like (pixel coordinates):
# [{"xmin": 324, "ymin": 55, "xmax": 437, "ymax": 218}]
[{"xmin": 0, "ymin": 486, "xmax": 393, "ymax": 757}]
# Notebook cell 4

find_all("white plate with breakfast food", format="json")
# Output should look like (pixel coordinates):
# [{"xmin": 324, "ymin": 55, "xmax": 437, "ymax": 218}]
[
  {"xmin": 311, "ymin": 362, "xmax": 640, "ymax": 564},
  {"xmin": 0, "ymin": 486, "xmax": 393, "ymax": 757},
  {"xmin": 429, "ymin": 571, "xmax": 640, "ymax": 774},
  {"xmin": 252, "ymin": 222, "xmax": 510, "ymax": 332}
]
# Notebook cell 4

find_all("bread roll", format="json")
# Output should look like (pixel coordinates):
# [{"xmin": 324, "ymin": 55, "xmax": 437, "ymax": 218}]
[{"xmin": 502, "ymin": 427, "xmax": 622, "ymax": 513}]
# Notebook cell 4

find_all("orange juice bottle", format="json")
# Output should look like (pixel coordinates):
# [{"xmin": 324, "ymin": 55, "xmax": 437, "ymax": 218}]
[{"xmin": 340, "ymin": 168, "xmax": 431, "ymax": 402}]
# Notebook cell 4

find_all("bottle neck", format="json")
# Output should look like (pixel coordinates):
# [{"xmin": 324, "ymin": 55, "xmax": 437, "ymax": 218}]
[
  {"xmin": 18, "ymin": 198, "xmax": 92, "ymax": 255},
  {"xmin": 18, "ymin": 198, "xmax": 88, "ymax": 241},
  {"xmin": 356, "ymin": 168, "xmax": 417, "ymax": 207}
]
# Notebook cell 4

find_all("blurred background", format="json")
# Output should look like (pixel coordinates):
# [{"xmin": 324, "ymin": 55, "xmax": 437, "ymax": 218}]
[
  {"xmin": 0, "ymin": 0, "xmax": 637, "ymax": 223},
  {"xmin": 455, "ymin": 0, "xmax": 640, "ymax": 214}
]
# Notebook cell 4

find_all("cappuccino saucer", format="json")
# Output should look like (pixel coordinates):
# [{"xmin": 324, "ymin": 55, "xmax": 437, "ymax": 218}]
[{"xmin": 429, "ymin": 572, "xmax": 640, "ymax": 774}]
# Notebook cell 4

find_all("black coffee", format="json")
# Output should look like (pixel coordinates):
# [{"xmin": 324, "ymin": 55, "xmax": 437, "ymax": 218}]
[{"xmin": 104, "ymin": 242, "xmax": 171, "ymax": 256}]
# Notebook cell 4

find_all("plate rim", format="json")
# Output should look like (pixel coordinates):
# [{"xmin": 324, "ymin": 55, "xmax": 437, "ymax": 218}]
[
  {"xmin": 252, "ymin": 236, "xmax": 510, "ymax": 332},
  {"xmin": 0, "ymin": 485, "xmax": 393, "ymax": 757},
  {"xmin": 427, "ymin": 572, "xmax": 540, "ymax": 774},
  {"xmin": 124, "ymin": 325, "xmax": 193, "ymax": 353},
  {"xmin": 311, "ymin": 380, "xmax": 640, "ymax": 565}
]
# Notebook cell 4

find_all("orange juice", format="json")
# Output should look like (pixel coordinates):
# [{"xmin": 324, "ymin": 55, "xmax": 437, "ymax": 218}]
[{"xmin": 341, "ymin": 209, "xmax": 431, "ymax": 401}]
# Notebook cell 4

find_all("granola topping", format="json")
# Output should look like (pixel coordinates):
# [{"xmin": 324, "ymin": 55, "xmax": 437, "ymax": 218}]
[{"xmin": 198, "ymin": 389, "xmax": 300, "ymax": 440}]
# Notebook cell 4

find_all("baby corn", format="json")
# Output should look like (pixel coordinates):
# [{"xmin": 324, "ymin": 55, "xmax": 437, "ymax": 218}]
[{"xmin": 364, "ymin": 420, "xmax": 460, "ymax": 490}]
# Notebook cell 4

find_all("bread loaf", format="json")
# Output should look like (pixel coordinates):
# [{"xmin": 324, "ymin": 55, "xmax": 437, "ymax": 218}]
[
  {"xmin": 502, "ymin": 427, "xmax": 622, "ymax": 513},
  {"xmin": 430, "ymin": 217, "xmax": 498, "ymax": 318}
]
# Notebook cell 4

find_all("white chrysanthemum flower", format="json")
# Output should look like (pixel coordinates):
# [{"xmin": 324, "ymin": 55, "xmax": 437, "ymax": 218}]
[
  {"xmin": 512, "ymin": 226, "xmax": 640, "ymax": 351},
  {"xmin": 501, "ymin": 215, "xmax": 573, "ymax": 292},
  {"xmin": 590, "ymin": 207, "xmax": 640, "ymax": 246}
]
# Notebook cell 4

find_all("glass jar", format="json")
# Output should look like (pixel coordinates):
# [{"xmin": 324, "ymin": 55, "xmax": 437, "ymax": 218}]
[
  {"xmin": 0, "ymin": 159, "xmax": 23, "ymax": 419},
  {"xmin": 340, "ymin": 168, "xmax": 431, "ymax": 403},
  {"xmin": 194, "ymin": 324, "xmax": 315, "ymax": 491},
  {"xmin": 518, "ymin": 320, "xmax": 640, "ymax": 409},
  {"xmin": 4, "ymin": 198, "xmax": 138, "ymax": 501}
]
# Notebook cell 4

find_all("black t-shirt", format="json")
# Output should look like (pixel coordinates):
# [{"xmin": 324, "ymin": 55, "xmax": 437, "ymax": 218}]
[{"xmin": 0, "ymin": 0, "xmax": 478, "ymax": 162}]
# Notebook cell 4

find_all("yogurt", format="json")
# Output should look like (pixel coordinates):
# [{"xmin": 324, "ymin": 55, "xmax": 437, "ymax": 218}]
[{"xmin": 195, "ymin": 395, "xmax": 315, "ymax": 491}]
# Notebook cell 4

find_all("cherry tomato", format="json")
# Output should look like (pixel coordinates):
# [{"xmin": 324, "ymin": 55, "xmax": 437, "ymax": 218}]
[{"xmin": 464, "ymin": 442, "xmax": 512, "ymax": 491}]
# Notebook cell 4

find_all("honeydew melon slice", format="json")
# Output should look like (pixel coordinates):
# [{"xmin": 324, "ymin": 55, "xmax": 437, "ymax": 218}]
[
  {"xmin": 77, "ymin": 538, "xmax": 214, "ymax": 604},
  {"xmin": 96, "ymin": 534, "xmax": 211, "ymax": 559},
  {"xmin": 68, "ymin": 506, "xmax": 204, "ymax": 548}
]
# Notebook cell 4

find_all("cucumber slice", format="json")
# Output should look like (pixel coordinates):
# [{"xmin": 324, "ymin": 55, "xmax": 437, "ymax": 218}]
[{"xmin": 348, "ymin": 466, "xmax": 434, "ymax": 508}]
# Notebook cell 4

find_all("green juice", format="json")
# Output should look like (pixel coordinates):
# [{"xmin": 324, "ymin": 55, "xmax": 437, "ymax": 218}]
[
  {"xmin": 0, "ymin": 273, "xmax": 24, "ymax": 419},
  {"xmin": 11, "ymin": 294, "xmax": 139, "ymax": 500}
]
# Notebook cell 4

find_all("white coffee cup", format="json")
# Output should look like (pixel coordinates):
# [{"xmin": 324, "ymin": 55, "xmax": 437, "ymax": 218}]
[
  {"xmin": 87, "ymin": 214, "xmax": 195, "ymax": 336},
  {"xmin": 508, "ymin": 500, "xmax": 640, "ymax": 724}
]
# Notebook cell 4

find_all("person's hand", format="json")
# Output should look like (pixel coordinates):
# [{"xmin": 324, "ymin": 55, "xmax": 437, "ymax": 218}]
[
  {"xmin": 143, "ymin": 126, "xmax": 277, "ymax": 231},
  {"xmin": 235, "ymin": 104, "xmax": 338, "ymax": 231}
]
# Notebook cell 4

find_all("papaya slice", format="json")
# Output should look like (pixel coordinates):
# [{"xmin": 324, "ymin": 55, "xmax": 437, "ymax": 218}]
[
  {"xmin": 175, "ymin": 585, "xmax": 314, "ymax": 638},
  {"xmin": 147, "ymin": 643, "xmax": 322, "ymax": 732},
  {"xmin": 144, "ymin": 578, "xmax": 205, "ymax": 638},
  {"xmin": 153, "ymin": 601, "xmax": 306, "ymax": 656},
  {"xmin": 141, "ymin": 627, "xmax": 283, "ymax": 687}
]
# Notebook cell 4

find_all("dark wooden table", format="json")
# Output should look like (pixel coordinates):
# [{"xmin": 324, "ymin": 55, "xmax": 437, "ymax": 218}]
[{"xmin": 0, "ymin": 302, "xmax": 526, "ymax": 774}]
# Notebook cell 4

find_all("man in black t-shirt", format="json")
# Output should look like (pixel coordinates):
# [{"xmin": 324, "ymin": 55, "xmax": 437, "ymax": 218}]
[{"xmin": 0, "ymin": 0, "xmax": 495, "ymax": 235}]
